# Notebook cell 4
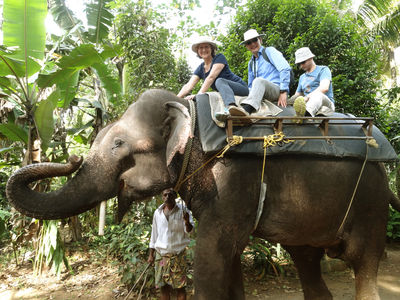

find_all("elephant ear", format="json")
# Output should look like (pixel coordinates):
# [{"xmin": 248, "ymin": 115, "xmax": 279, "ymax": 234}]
[{"xmin": 165, "ymin": 101, "xmax": 192, "ymax": 166}]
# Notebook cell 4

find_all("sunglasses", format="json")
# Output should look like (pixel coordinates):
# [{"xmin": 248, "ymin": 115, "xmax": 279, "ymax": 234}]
[{"xmin": 245, "ymin": 38, "xmax": 258, "ymax": 46}]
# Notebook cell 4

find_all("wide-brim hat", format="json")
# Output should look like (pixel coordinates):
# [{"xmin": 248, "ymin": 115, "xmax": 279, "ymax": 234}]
[
  {"xmin": 295, "ymin": 47, "xmax": 315, "ymax": 64},
  {"xmin": 191, "ymin": 36, "xmax": 218, "ymax": 53},
  {"xmin": 240, "ymin": 29, "xmax": 265, "ymax": 45}
]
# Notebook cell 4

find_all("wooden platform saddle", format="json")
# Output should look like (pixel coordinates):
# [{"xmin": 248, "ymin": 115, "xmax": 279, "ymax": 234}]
[{"xmin": 195, "ymin": 94, "xmax": 398, "ymax": 162}]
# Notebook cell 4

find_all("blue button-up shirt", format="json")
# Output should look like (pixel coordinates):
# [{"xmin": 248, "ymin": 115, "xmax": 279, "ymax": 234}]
[{"xmin": 248, "ymin": 46, "xmax": 291, "ymax": 92}]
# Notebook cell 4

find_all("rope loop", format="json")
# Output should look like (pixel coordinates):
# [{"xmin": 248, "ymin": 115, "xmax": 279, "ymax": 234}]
[
  {"xmin": 366, "ymin": 137, "xmax": 379, "ymax": 148},
  {"xmin": 263, "ymin": 132, "xmax": 293, "ymax": 149},
  {"xmin": 216, "ymin": 135, "xmax": 243, "ymax": 158}
]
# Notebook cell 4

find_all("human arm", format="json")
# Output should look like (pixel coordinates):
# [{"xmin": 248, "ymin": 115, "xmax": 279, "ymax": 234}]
[
  {"xmin": 148, "ymin": 213, "xmax": 157, "ymax": 263},
  {"xmin": 277, "ymin": 91, "xmax": 288, "ymax": 107},
  {"xmin": 177, "ymin": 75, "xmax": 201, "ymax": 99},
  {"xmin": 183, "ymin": 211, "xmax": 193, "ymax": 233},
  {"xmin": 304, "ymin": 79, "xmax": 330, "ymax": 101},
  {"xmin": 198, "ymin": 63, "xmax": 224, "ymax": 94},
  {"xmin": 247, "ymin": 60, "xmax": 254, "ymax": 89},
  {"xmin": 147, "ymin": 248, "xmax": 155, "ymax": 264},
  {"xmin": 266, "ymin": 47, "xmax": 291, "ymax": 93},
  {"xmin": 305, "ymin": 67, "xmax": 332, "ymax": 100}
]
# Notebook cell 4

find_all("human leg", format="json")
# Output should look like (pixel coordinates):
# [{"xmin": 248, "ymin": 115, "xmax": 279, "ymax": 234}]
[
  {"xmin": 215, "ymin": 78, "xmax": 249, "ymax": 107},
  {"xmin": 176, "ymin": 287, "xmax": 187, "ymax": 300},
  {"xmin": 241, "ymin": 77, "xmax": 280, "ymax": 111},
  {"xmin": 160, "ymin": 285, "xmax": 172, "ymax": 300},
  {"xmin": 306, "ymin": 92, "xmax": 334, "ymax": 117}
]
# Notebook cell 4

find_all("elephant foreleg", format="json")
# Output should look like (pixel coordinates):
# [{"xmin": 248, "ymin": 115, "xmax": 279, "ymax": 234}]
[
  {"xmin": 193, "ymin": 222, "xmax": 247, "ymax": 300},
  {"xmin": 228, "ymin": 253, "xmax": 245, "ymax": 299},
  {"xmin": 284, "ymin": 245, "xmax": 333, "ymax": 300}
]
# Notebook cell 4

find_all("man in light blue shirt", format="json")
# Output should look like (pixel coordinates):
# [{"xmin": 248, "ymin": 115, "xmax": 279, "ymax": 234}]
[
  {"xmin": 229, "ymin": 29, "xmax": 292, "ymax": 117},
  {"xmin": 291, "ymin": 47, "xmax": 335, "ymax": 117}
]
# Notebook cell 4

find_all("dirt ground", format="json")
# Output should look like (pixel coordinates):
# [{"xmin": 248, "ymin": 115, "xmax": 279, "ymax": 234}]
[{"xmin": 1, "ymin": 243, "xmax": 399, "ymax": 300}]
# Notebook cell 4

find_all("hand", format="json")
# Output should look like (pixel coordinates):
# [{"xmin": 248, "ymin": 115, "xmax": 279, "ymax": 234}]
[
  {"xmin": 277, "ymin": 92, "xmax": 287, "ymax": 107},
  {"xmin": 184, "ymin": 95, "xmax": 196, "ymax": 100},
  {"xmin": 147, "ymin": 253, "xmax": 155, "ymax": 264}
]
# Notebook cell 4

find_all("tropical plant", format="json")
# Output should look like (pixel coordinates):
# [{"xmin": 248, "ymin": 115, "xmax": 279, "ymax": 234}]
[
  {"xmin": 104, "ymin": 198, "xmax": 157, "ymax": 297},
  {"xmin": 0, "ymin": 0, "xmax": 122, "ymax": 274},
  {"xmin": 34, "ymin": 220, "xmax": 71, "ymax": 275},
  {"xmin": 355, "ymin": 0, "xmax": 400, "ymax": 83},
  {"xmin": 356, "ymin": 0, "xmax": 400, "ymax": 47},
  {"xmin": 243, "ymin": 236, "xmax": 292, "ymax": 279},
  {"xmin": 111, "ymin": 0, "xmax": 191, "ymax": 105}
]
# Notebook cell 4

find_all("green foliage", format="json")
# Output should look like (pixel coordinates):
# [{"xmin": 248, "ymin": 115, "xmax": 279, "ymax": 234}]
[
  {"xmin": 0, "ymin": 171, "xmax": 11, "ymax": 246},
  {"xmin": 222, "ymin": 0, "xmax": 383, "ymax": 118},
  {"xmin": 34, "ymin": 220, "xmax": 71, "ymax": 276},
  {"xmin": 103, "ymin": 199, "xmax": 157, "ymax": 296},
  {"xmin": 376, "ymin": 87, "xmax": 400, "ymax": 153},
  {"xmin": 243, "ymin": 236, "xmax": 292, "ymax": 278},
  {"xmin": 2, "ymin": 0, "xmax": 47, "ymax": 76},
  {"xmin": 112, "ymin": 0, "xmax": 192, "ymax": 101},
  {"xmin": 387, "ymin": 206, "xmax": 400, "ymax": 240}
]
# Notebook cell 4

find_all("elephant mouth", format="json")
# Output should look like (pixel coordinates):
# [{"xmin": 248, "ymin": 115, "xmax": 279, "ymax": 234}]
[
  {"xmin": 118, "ymin": 179, "xmax": 170, "ymax": 202},
  {"xmin": 117, "ymin": 180, "xmax": 170, "ymax": 222}
]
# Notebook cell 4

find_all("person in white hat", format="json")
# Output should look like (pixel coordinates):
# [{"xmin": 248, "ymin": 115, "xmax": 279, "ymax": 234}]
[
  {"xmin": 291, "ymin": 47, "xmax": 335, "ymax": 118},
  {"xmin": 228, "ymin": 29, "xmax": 292, "ymax": 117},
  {"xmin": 177, "ymin": 36, "xmax": 248, "ymax": 112}
]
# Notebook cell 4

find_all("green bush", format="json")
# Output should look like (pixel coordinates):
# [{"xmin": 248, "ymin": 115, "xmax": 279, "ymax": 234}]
[
  {"xmin": 102, "ymin": 199, "xmax": 158, "ymax": 297},
  {"xmin": 387, "ymin": 206, "xmax": 400, "ymax": 240},
  {"xmin": 242, "ymin": 236, "xmax": 292, "ymax": 279}
]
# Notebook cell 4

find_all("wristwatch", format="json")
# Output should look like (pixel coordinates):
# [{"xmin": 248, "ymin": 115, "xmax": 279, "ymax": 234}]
[{"xmin": 280, "ymin": 90, "xmax": 286, "ymax": 94}]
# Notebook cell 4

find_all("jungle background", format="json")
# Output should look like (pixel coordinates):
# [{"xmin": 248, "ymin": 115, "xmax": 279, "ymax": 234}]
[{"xmin": 1, "ymin": 0, "xmax": 400, "ymax": 299}]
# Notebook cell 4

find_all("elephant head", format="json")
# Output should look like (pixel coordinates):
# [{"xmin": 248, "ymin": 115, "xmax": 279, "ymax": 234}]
[{"xmin": 6, "ymin": 89, "xmax": 193, "ymax": 220}]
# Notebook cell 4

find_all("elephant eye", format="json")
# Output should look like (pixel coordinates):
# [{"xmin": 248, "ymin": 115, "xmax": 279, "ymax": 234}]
[{"xmin": 112, "ymin": 138, "xmax": 125, "ymax": 149}]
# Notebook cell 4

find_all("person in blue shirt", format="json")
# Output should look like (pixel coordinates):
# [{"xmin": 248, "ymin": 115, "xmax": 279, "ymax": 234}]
[
  {"xmin": 291, "ymin": 47, "xmax": 335, "ymax": 117},
  {"xmin": 177, "ymin": 36, "xmax": 248, "ymax": 111},
  {"xmin": 229, "ymin": 29, "xmax": 292, "ymax": 117}
]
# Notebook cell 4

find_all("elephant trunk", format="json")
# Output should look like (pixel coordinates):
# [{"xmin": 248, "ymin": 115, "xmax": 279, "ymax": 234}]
[{"xmin": 6, "ymin": 155, "xmax": 116, "ymax": 220}]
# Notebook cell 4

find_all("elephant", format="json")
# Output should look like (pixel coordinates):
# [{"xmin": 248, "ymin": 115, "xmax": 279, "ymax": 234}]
[{"xmin": 6, "ymin": 89, "xmax": 400, "ymax": 300}]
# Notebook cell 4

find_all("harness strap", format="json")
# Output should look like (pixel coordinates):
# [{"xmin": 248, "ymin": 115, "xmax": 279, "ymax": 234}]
[{"xmin": 174, "ymin": 100, "xmax": 196, "ymax": 192}]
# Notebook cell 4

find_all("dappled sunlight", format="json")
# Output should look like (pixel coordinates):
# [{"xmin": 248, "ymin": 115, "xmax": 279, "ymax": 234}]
[{"xmin": 378, "ymin": 275, "xmax": 400, "ymax": 293}]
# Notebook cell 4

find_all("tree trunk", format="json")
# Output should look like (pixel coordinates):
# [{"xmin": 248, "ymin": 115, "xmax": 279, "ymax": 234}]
[{"xmin": 69, "ymin": 216, "xmax": 82, "ymax": 241}]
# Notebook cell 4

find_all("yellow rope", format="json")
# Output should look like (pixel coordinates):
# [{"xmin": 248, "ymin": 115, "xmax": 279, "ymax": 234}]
[
  {"xmin": 216, "ymin": 135, "xmax": 243, "ymax": 158},
  {"xmin": 175, "ymin": 136, "xmax": 244, "ymax": 190},
  {"xmin": 174, "ymin": 145, "xmax": 236, "ymax": 191},
  {"xmin": 253, "ymin": 132, "xmax": 293, "ymax": 232},
  {"xmin": 175, "ymin": 132, "xmax": 293, "ymax": 192},
  {"xmin": 261, "ymin": 132, "xmax": 293, "ymax": 182},
  {"xmin": 336, "ymin": 138, "xmax": 375, "ymax": 238}
]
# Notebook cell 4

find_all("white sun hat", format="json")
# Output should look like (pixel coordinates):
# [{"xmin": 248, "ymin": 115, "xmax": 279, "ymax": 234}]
[
  {"xmin": 240, "ymin": 29, "xmax": 265, "ymax": 45},
  {"xmin": 295, "ymin": 47, "xmax": 315, "ymax": 64},
  {"xmin": 191, "ymin": 36, "xmax": 218, "ymax": 53}
]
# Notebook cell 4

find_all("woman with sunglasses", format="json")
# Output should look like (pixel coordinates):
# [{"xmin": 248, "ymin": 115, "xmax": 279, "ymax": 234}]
[
  {"xmin": 228, "ymin": 29, "xmax": 292, "ymax": 117},
  {"xmin": 177, "ymin": 36, "xmax": 248, "ymax": 113}
]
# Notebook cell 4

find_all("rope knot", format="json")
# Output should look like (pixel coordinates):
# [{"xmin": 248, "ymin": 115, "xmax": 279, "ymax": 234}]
[
  {"xmin": 263, "ymin": 132, "xmax": 293, "ymax": 148},
  {"xmin": 217, "ymin": 135, "xmax": 243, "ymax": 158},
  {"xmin": 366, "ymin": 137, "xmax": 379, "ymax": 148}
]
